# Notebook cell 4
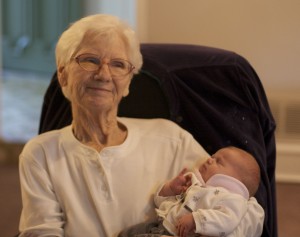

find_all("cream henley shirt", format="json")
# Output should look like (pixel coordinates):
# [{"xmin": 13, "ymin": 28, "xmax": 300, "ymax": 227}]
[{"xmin": 19, "ymin": 118, "xmax": 208, "ymax": 237}]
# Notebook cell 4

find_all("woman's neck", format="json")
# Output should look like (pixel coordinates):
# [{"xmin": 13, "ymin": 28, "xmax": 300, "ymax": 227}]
[{"xmin": 71, "ymin": 107, "xmax": 127, "ymax": 152}]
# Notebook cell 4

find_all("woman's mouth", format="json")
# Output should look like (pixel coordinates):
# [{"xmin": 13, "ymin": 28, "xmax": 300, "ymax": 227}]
[{"xmin": 87, "ymin": 86, "xmax": 111, "ymax": 93}]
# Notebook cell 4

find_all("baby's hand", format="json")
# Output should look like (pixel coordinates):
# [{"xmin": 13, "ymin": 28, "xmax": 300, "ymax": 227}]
[
  {"xmin": 176, "ymin": 213, "xmax": 195, "ymax": 237},
  {"xmin": 169, "ymin": 168, "xmax": 191, "ymax": 195}
]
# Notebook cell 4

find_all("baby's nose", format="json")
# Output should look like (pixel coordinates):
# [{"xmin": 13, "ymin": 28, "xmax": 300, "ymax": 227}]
[{"xmin": 206, "ymin": 157, "xmax": 214, "ymax": 164}]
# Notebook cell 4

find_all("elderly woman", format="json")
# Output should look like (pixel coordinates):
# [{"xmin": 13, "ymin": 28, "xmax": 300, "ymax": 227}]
[{"xmin": 18, "ymin": 14, "xmax": 263, "ymax": 237}]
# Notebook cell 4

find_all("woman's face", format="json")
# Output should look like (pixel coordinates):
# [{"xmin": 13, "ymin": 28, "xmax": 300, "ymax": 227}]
[{"xmin": 58, "ymin": 33, "xmax": 133, "ymax": 113}]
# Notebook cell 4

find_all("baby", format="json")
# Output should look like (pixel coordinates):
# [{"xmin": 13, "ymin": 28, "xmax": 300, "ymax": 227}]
[{"xmin": 119, "ymin": 146, "xmax": 264, "ymax": 237}]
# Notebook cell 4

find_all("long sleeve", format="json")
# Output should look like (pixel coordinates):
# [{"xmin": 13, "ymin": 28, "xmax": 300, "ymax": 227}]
[
  {"xmin": 19, "ymin": 140, "xmax": 64, "ymax": 237},
  {"xmin": 19, "ymin": 119, "xmax": 209, "ymax": 237},
  {"xmin": 192, "ymin": 192, "xmax": 248, "ymax": 236},
  {"xmin": 226, "ymin": 197, "xmax": 265, "ymax": 237}
]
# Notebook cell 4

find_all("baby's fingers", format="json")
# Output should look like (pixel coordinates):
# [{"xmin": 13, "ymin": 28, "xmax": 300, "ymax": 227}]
[{"xmin": 179, "ymin": 168, "xmax": 188, "ymax": 176}]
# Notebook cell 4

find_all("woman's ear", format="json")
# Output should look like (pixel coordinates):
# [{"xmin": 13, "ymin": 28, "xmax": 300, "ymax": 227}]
[
  {"xmin": 57, "ymin": 65, "xmax": 67, "ymax": 87},
  {"xmin": 122, "ymin": 78, "xmax": 132, "ymax": 97},
  {"xmin": 122, "ymin": 86, "xmax": 130, "ymax": 97}
]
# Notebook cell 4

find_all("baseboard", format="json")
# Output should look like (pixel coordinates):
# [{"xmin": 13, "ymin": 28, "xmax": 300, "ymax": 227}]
[{"xmin": 0, "ymin": 139, "xmax": 24, "ymax": 164}]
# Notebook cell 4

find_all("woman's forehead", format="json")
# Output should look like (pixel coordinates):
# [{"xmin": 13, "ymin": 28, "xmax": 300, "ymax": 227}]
[
  {"xmin": 82, "ymin": 30, "xmax": 123, "ymax": 45},
  {"xmin": 77, "ymin": 35, "xmax": 127, "ymax": 58}
]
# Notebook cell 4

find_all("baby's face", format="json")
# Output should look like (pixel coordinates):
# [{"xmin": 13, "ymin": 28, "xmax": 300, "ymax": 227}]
[{"xmin": 198, "ymin": 148, "xmax": 243, "ymax": 182}]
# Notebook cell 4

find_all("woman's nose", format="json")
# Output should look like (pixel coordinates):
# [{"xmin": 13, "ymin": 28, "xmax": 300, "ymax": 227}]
[{"xmin": 95, "ymin": 64, "xmax": 112, "ymax": 81}]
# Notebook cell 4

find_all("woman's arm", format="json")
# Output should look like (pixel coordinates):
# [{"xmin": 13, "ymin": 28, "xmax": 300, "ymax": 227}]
[{"xmin": 19, "ymin": 143, "xmax": 64, "ymax": 237}]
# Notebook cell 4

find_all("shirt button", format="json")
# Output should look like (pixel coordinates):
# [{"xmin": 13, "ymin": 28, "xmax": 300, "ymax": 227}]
[
  {"xmin": 85, "ymin": 150, "xmax": 93, "ymax": 155},
  {"xmin": 101, "ymin": 185, "xmax": 108, "ymax": 192}
]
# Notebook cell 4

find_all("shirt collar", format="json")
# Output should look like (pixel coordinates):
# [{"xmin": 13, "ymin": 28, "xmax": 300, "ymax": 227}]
[{"xmin": 193, "ymin": 169, "xmax": 249, "ymax": 199}]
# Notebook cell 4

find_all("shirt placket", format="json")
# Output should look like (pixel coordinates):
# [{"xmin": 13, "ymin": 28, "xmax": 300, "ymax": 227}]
[{"xmin": 86, "ymin": 148, "xmax": 113, "ymax": 201}]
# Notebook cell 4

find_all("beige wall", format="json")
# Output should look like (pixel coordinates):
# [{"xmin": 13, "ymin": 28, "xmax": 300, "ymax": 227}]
[{"xmin": 136, "ymin": 0, "xmax": 300, "ymax": 94}]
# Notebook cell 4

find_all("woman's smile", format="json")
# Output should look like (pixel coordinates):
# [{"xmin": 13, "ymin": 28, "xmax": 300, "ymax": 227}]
[{"xmin": 86, "ymin": 85, "xmax": 112, "ymax": 95}]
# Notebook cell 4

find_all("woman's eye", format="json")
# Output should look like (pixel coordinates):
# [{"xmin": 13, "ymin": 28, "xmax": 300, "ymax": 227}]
[
  {"xmin": 110, "ymin": 60, "xmax": 126, "ymax": 68},
  {"xmin": 83, "ymin": 57, "xmax": 100, "ymax": 65}
]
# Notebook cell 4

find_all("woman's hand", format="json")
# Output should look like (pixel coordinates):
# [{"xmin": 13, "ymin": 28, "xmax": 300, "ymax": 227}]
[{"xmin": 176, "ymin": 213, "xmax": 195, "ymax": 237}]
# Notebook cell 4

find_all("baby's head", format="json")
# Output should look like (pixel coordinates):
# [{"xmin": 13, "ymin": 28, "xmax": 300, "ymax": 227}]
[{"xmin": 198, "ymin": 146, "xmax": 260, "ymax": 197}]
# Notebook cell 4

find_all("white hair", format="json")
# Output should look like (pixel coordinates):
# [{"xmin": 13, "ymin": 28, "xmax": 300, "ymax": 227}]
[{"xmin": 55, "ymin": 14, "xmax": 143, "ymax": 74}]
